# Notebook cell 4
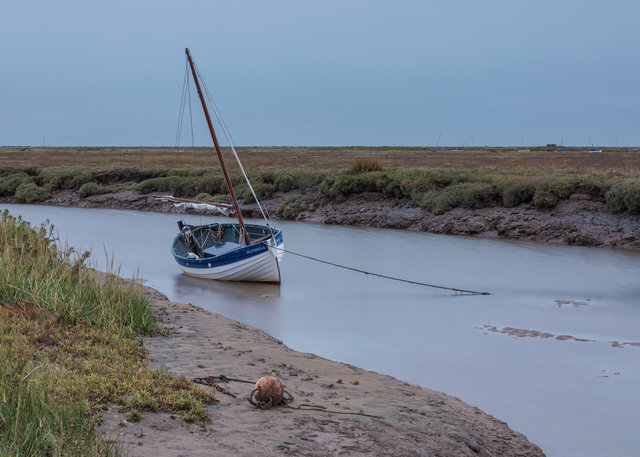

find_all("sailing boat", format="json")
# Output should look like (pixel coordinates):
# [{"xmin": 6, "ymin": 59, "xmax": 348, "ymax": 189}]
[{"xmin": 171, "ymin": 48, "xmax": 284, "ymax": 283}]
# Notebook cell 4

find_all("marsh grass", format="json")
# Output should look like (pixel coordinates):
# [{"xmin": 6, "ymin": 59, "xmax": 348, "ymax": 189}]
[
  {"xmin": 350, "ymin": 158, "xmax": 382, "ymax": 173},
  {"xmin": 0, "ymin": 211, "xmax": 216, "ymax": 456},
  {"xmin": 77, "ymin": 182, "xmax": 106, "ymax": 198},
  {"xmin": 1, "ymin": 146, "xmax": 640, "ymax": 214},
  {"xmin": 277, "ymin": 195, "xmax": 311, "ymax": 220},
  {"xmin": 3, "ymin": 146, "xmax": 640, "ymax": 171},
  {"xmin": 14, "ymin": 182, "xmax": 50, "ymax": 204},
  {"xmin": 606, "ymin": 181, "xmax": 640, "ymax": 214}
]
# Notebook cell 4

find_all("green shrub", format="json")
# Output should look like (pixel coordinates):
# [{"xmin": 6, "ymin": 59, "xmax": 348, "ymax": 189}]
[
  {"xmin": 14, "ymin": 182, "xmax": 47, "ymax": 204},
  {"xmin": 39, "ymin": 167, "xmax": 93, "ymax": 190},
  {"xmin": 238, "ymin": 182, "xmax": 275, "ymax": 203},
  {"xmin": 197, "ymin": 174, "xmax": 230, "ymax": 195},
  {"xmin": 501, "ymin": 178, "xmax": 537, "ymax": 207},
  {"xmin": 319, "ymin": 174, "xmax": 342, "ymax": 201},
  {"xmin": 532, "ymin": 188, "xmax": 559, "ymax": 209},
  {"xmin": 420, "ymin": 188, "xmax": 462, "ymax": 215},
  {"xmin": 177, "ymin": 177, "xmax": 203, "ymax": 197},
  {"xmin": 532, "ymin": 177, "xmax": 579, "ymax": 210},
  {"xmin": 127, "ymin": 409, "xmax": 142, "ymax": 423},
  {"xmin": 377, "ymin": 173, "xmax": 403, "ymax": 198},
  {"xmin": 91, "ymin": 166, "xmax": 169, "ymax": 185},
  {"xmin": 136, "ymin": 174, "xmax": 236, "ymax": 199},
  {"xmin": 196, "ymin": 192, "xmax": 231, "ymax": 204},
  {"xmin": 320, "ymin": 171, "xmax": 390, "ymax": 201},
  {"xmin": 547, "ymin": 177, "xmax": 579, "ymax": 199},
  {"xmin": 608, "ymin": 181, "xmax": 640, "ymax": 214},
  {"xmin": 625, "ymin": 184, "xmax": 640, "ymax": 214},
  {"xmin": 605, "ymin": 183, "xmax": 628, "ymax": 213},
  {"xmin": 429, "ymin": 170, "xmax": 468, "ymax": 188},
  {"xmin": 401, "ymin": 176, "xmax": 433, "ymax": 196},
  {"xmin": 274, "ymin": 173, "xmax": 297, "ymax": 192},
  {"xmin": 136, "ymin": 176, "xmax": 199, "ymax": 196},
  {"xmin": 459, "ymin": 182, "xmax": 500, "ymax": 208},
  {"xmin": 258, "ymin": 171, "xmax": 276, "ymax": 184},
  {"xmin": 39, "ymin": 167, "xmax": 72, "ymax": 189},
  {"xmin": 277, "ymin": 195, "xmax": 310, "ymax": 220},
  {"xmin": 295, "ymin": 172, "xmax": 325, "ymax": 190},
  {"xmin": 0, "ymin": 173, "xmax": 32, "ymax": 197},
  {"xmin": 576, "ymin": 177, "xmax": 610, "ymax": 200},
  {"xmin": 399, "ymin": 170, "xmax": 469, "ymax": 201},
  {"xmin": 78, "ymin": 182, "xmax": 103, "ymax": 198},
  {"xmin": 420, "ymin": 182, "xmax": 499, "ymax": 214}
]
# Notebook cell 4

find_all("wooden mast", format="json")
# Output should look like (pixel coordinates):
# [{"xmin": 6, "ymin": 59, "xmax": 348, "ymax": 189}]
[{"xmin": 185, "ymin": 48, "xmax": 250, "ymax": 246}]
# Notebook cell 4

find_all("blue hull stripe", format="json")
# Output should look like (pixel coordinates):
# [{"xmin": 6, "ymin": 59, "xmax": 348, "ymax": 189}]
[{"xmin": 172, "ymin": 227, "xmax": 282, "ymax": 269}]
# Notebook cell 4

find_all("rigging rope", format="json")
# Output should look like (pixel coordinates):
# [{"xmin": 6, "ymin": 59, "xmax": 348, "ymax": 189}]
[
  {"xmin": 269, "ymin": 245, "xmax": 490, "ymax": 295},
  {"xmin": 191, "ymin": 61, "xmax": 275, "ymax": 233},
  {"xmin": 186, "ymin": 69, "xmax": 199, "ymax": 197},
  {"xmin": 175, "ymin": 59, "xmax": 235, "ymax": 207},
  {"xmin": 174, "ymin": 60, "xmax": 189, "ymax": 148},
  {"xmin": 179, "ymin": 54, "xmax": 486, "ymax": 296},
  {"xmin": 172, "ymin": 63, "xmax": 190, "ymax": 197}
]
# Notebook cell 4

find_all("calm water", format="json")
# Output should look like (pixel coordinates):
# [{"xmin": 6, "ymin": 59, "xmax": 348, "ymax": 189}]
[{"xmin": 4, "ymin": 204, "xmax": 640, "ymax": 457}]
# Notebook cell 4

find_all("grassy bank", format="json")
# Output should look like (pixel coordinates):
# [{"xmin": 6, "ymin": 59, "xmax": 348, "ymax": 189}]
[
  {"xmin": 0, "ymin": 211, "xmax": 215, "ymax": 456},
  {"xmin": 1, "ymin": 146, "xmax": 640, "ymax": 218}
]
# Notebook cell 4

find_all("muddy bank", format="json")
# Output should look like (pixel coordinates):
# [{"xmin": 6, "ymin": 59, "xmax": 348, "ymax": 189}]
[
  {"xmin": 99, "ymin": 285, "xmax": 545, "ymax": 457},
  {"xmin": 290, "ymin": 191, "xmax": 640, "ymax": 250},
  {"xmin": 33, "ymin": 188, "xmax": 640, "ymax": 250}
]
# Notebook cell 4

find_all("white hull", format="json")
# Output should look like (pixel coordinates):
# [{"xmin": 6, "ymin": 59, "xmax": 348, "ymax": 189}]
[{"xmin": 178, "ymin": 245, "xmax": 282, "ymax": 283}]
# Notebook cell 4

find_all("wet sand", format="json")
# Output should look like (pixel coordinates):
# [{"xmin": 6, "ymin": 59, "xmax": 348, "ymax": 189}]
[{"xmin": 100, "ymin": 284, "xmax": 545, "ymax": 456}]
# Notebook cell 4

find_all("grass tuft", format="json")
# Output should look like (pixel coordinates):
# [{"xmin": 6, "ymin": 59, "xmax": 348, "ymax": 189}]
[
  {"xmin": 350, "ymin": 158, "xmax": 382, "ymax": 173},
  {"xmin": 78, "ymin": 182, "xmax": 105, "ymax": 198},
  {"xmin": 0, "ymin": 211, "xmax": 216, "ymax": 456},
  {"xmin": 0, "ymin": 173, "xmax": 33, "ymax": 197},
  {"xmin": 277, "ymin": 195, "xmax": 311, "ymax": 220},
  {"xmin": 14, "ymin": 182, "xmax": 49, "ymax": 204}
]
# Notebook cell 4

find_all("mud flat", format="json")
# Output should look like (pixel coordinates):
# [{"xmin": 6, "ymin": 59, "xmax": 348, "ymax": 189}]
[
  {"xmin": 100, "ymin": 285, "xmax": 545, "ymax": 457},
  {"xmin": 37, "ymin": 188, "xmax": 640, "ymax": 250}
]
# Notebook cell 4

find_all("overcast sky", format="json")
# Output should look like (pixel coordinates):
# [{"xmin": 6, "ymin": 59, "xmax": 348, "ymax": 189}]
[{"xmin": 1, "ymin": 0, "xmax": 638, "ymax": 147}]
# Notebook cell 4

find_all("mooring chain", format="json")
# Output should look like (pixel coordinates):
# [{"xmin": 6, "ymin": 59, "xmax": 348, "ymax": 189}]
[
  {"xmin": 192, "ymin": 375, "xmax": 383, "ymax": 419},
  {"xmin": 192, "ymin": 375, "xmax": 253, "ymax": 399},
  {"xmin": 248, "ymin": 388, "xmax": 294, "ymax": 410},
  {"xmin": 193, "ymin": 374, "xmax": 254, "ymax": 385}
]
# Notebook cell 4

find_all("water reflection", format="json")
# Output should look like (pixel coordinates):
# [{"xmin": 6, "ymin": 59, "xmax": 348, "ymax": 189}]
[{"xmin": 175, "ymin": 273, "xmax": 282, "ymax": 302}]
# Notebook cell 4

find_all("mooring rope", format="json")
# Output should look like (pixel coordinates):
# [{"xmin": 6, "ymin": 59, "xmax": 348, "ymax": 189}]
[
  {"xmin": 192, "ymin": 375, "xmax": 383, "ymax": 419},
  {"xmin": 270, "ymin": 246, "xmax": 490, "ymax": 295}
]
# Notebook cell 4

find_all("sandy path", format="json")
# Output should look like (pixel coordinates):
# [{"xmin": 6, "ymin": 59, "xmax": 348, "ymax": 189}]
[{"xmin": 100, "ymin": 286, "xmax": 545, "ymax": 457}]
